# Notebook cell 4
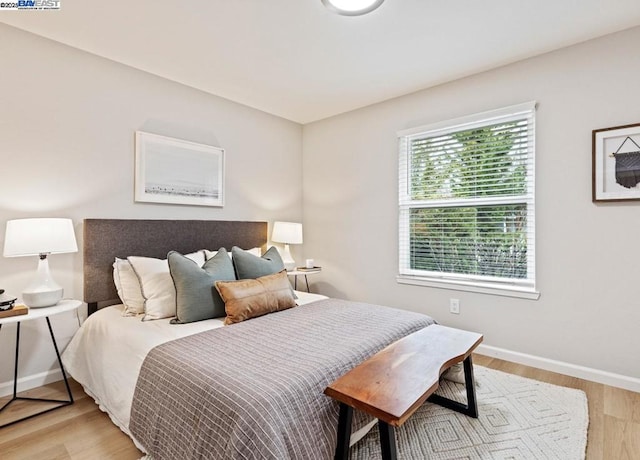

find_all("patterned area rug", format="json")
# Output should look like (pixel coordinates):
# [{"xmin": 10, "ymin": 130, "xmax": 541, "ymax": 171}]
[{"xmin": 351, "ymin": 366, "xmax": 588, "ymax": 459}]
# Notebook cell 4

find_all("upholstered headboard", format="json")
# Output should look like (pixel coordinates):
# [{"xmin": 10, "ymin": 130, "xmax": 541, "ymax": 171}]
[{"xmin": 83, "ymin": 219, "xmax": 267, "ymax": 313}]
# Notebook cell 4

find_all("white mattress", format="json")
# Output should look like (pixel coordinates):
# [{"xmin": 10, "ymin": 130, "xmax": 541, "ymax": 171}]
[{"xmin": 61, "ymin": 290, "xmax": 328, "ymax": 442}]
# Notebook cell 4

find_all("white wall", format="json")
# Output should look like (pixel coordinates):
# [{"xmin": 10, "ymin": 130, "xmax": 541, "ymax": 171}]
[
  {"xmin": 303, "ymin": 26, "xmax": 640, "ymax": 383},
  {"xmin": 0, "ymin": 24, "xmax": 303, "ymax": 391}
]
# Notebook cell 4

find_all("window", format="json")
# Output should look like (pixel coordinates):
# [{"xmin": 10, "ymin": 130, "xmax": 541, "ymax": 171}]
[{"xmin": 398, "ymin": 102, "xmax": 538, "ymax": 299}]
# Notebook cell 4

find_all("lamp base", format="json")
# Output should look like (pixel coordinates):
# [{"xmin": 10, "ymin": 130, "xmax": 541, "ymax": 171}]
[
  {"xmin": 23, "ymin": 288, "xmax": 63, "ymax": 308},
  {"xmin": 280, "ymin": 244, "xmax": 296, "ymax": 271},
  {"xmin": 22, "ymin": 255, "xmax": 64, "ymax": 308}
]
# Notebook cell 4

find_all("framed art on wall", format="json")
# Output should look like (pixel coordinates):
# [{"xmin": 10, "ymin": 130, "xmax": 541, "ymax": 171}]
[
  {"xmin": 592, "ymin": 123, "xmax": 640, "ymax": 202},
  {"xmin": 135, "ymin": 131, "xmax": 225, "ymax": 207}
]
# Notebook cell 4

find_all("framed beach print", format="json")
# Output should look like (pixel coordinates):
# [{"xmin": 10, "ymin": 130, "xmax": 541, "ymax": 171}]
[
  {"xmin": 592, "ymin": 123, "xmax": 640, "ymax": 202},
  {"xmin": 135, "ymin": 131, "xmax": 224, "ymax": 207}
]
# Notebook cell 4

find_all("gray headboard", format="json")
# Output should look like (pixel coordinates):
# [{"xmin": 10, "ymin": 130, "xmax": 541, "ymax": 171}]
[{"xmin": 83, "ymin": 219, "xmax": 267, "ymax": 313}]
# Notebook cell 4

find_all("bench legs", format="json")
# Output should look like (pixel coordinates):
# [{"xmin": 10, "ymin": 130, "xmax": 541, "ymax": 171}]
[
  {"xmin": 334, "ymin": 404, "xmax": 398, "ymax": 460},
  {"xmin": 334, "ymin": 355, "xmax": 478, "ymax": 460},
  {"xmin": 379, "ymin": 422, "xmax": 398, "ymax": 460},
  {"xmin": 334, "ymin": 403, "xmax": 353, "ymax": 460},
  {"xmin": 427, "ymin": 354, "xmax": 478, "ymax": 418}
]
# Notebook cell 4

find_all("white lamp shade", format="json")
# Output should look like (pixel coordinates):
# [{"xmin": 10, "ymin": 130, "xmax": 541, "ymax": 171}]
[
  {"xmin": 271, "ymin": 222, "xmax": 303, "ymax": 245},
  {"xmin": 4, "ymin": 218, "xmax": 78, "ymax": 257}
]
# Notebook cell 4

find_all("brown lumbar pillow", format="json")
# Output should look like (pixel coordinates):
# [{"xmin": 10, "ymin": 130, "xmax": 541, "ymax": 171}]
[{"xmin": 215, "ymin": 270, "xmax": 296, "ymax": 325}]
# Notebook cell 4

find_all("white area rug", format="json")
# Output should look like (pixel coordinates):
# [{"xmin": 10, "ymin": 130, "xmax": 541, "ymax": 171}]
[{"xmin": 351, "ymin": 366, "xmax": 588, "ymax": 459}]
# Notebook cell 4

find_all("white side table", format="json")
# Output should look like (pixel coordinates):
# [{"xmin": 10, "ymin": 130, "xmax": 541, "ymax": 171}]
[
  {"xmin": 0, "ymin": 299, "xmax": 82, "ymax": 428},
  {"xmin": 288, "ymin": 268, "xmax": 322, "ymax": 293}
]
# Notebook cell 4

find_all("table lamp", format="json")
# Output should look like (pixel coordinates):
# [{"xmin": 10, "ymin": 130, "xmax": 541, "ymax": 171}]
[
  {"xmin": 271, "ymin": 221, "xmax": 303, "ymax": 271},
  {"xmin": 3, "ymin": 218, "xmax": 78, "ymax": 308}
]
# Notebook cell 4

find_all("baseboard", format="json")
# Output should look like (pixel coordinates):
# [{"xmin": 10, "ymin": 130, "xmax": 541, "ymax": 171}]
[
  {"xmin": 0, "ymin": 369, "xmax": 63, "ymax": 398},
  {"xmin": 477, "ymin": 344, "xmax": 640, "ymax": 393}
]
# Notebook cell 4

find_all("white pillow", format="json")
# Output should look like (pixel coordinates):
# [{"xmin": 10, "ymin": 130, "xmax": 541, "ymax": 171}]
[
  {"xmin": 204, "ymin": 247, "xmax": 261, "ymax": 260},
  {"xmin": 113, "ymin": 258, "xmax": 145, "ymax": 316},
  {"xmin": 128, "ymin": 251, "xmax": 205, "ymax": 321}
]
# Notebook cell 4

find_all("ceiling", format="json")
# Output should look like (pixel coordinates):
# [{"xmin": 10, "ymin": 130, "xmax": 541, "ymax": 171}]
[{"xmin": 3, "ymin": 0, "xmax": 640, "ymax": 124}]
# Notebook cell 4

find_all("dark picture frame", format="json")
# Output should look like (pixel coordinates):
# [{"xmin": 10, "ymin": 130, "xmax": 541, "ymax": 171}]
[{"xmin": 592, "ymin": 123, "xmax": 640, "ymax": 202}]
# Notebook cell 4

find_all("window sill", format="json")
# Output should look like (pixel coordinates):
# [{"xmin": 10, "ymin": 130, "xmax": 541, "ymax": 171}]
[{"xmin": 396, "ymin": 275, "xmax": 540, "ymax": 300}]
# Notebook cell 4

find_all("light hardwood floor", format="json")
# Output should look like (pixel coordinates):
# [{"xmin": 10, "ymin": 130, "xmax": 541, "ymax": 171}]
[{"xmin": 0, "ymin": 355, "xmax": 638, "ymax": 459}]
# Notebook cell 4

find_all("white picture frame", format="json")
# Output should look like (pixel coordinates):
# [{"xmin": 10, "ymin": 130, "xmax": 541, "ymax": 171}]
[{"xmin": 135, "ymin": 131, "xmax": 224, "ymax": 207}]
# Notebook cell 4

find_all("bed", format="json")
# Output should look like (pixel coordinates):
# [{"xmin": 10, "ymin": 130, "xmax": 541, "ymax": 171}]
[{"xmin": 62, "ymin": 219, "xmax": 436, "ymax": 459}]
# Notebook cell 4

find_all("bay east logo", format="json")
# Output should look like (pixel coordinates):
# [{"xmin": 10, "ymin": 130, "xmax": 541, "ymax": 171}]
[
  {"xmin": 19, "ymin": 0, "xmax": 60, "ymax": 7},
  {"xmin": 0, "ymin": 0, "xmax": 61, "ymax": 9}
]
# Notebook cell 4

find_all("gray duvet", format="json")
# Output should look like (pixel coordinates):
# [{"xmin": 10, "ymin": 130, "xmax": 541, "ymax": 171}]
[{"xmin": 129, "ymin": 298, "xmax": 435, "ymax": 460}]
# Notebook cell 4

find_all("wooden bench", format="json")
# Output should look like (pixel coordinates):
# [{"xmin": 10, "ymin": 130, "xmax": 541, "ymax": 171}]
[{"xmin": 324, "ymin": 324, "xmax": 483, "ymax": 460}]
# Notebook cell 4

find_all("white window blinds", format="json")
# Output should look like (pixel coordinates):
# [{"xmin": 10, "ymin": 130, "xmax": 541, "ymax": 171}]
[{"xmin": 398, "ymin": 102, "xmax": 537, "ymax": 296}]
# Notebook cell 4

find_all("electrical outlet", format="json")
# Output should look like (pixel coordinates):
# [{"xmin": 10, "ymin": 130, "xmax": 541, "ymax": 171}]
[{"xmin": 449, "ymin": 298, "xmax": 460, "ymax": 314}]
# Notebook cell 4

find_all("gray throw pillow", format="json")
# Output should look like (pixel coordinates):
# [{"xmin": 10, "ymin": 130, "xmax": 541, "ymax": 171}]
[
  {"xmin": 232, "ymin": 246, "xmax": 285, "ymax": 279},
  {"xmin": 168, "ymin": 248, "xmax": 236, "ymax": 324}
]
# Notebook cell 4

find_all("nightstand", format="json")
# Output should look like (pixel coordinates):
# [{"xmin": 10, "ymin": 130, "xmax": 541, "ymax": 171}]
[
  {"xmin": 288, "ymin": 268, "xmax": 322, "ymax": 293},
  {"xmin": 0, "ymin": 299, "xmax": 82, "ymax": 428}
]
